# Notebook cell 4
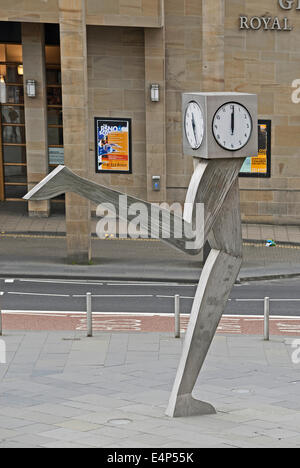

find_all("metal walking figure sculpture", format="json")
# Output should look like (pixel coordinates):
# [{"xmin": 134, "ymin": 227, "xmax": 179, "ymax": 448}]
[{"xmin": 25, "ymin": 92, "xmax": 257, "ymax": 418}]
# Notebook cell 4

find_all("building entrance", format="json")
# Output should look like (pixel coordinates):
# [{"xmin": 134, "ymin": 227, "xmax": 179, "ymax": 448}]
[{"xmin": 0, "ymin": 44, "xmax": 27, "ymax": 201}]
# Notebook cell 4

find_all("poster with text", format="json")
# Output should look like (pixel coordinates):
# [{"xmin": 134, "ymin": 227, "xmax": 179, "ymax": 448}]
[
  {"xmin": 95, "ymin": 118, "xmax": 132, "ymax": 174},
  {"xmin": 240, "ymin": 120, "xmax": 271, "ymax": 178}
]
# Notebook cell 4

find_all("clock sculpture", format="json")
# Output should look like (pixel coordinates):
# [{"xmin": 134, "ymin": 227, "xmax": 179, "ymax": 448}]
[{"xmin": 24, "ymin": 92, "xmax": 257, "ymax": 418}]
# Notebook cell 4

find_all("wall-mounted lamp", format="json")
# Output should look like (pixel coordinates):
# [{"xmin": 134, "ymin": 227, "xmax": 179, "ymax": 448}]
[
  {"xmin": 17, "ymin": 65, "xmax": 23, "ymax": 76},
  {"xmin": 0, "ymin": 75, "xmax": 6, "ymax": 104},
  {"xmin": 26, "ymin": 79, "xmax": 36, "ymax": 98},
  {"xmin": 150, "ymin": 84, "xmax": 160, "ymax": 102}
]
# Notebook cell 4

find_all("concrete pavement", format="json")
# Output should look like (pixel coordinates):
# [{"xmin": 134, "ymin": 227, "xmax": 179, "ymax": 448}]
[
  {"xmin": 1, "ymin": 331, "xmax": 300, "ymax": 448},
  {"xmin": 0, "ymin": 235, "xmax": 300, "ymax": 283},
  {"xmin": 1, "ymin": 202, "xmax": 300, "ymax": 282},
  {"xmin": 1, "ymin": 201, "xmax": 300, "ymax": 244}
]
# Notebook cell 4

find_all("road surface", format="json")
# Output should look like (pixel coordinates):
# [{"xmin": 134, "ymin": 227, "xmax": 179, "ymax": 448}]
[{"xmin": 0, "ymin": 277, "xmax": 300, "ymax": 335}]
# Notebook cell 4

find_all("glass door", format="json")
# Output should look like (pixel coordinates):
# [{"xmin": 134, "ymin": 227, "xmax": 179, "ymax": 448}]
[
  {"xmin": 46, "ymin": 45, "xmax": 64, "ymax": 205},
  {"xmin": 0, "ymin": 44, "xmax": 27, "ymax": 201},
  {"xmin": 0, "ymin": 106, "xmax": 4, "ymax": 200}
]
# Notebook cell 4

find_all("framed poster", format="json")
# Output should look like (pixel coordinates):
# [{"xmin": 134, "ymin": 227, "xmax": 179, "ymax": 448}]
[
  {"xmin": 95, "ymin": 117, "xmax": 132, "ymax": 174},
  {"xmin": 240, "ymin": 120, "xmax": 271, "ymax": 178}
]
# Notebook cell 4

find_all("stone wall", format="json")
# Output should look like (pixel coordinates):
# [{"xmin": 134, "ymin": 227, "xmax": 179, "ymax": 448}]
[
  {"xmin": 87, "ymin": 26, "xmax": 147, "ymax": 201},
  {"xmin": 0, "ymin": 0, "xmax": 59, "ymax": 23},
  {"xmin": 86, "ymin": 0, "xmax": 162, "ymax": 27},
  {"xmin": 2, "ymin": 0, "xmax": 300, "ymax": 227},
  {"xmin": 225, "ymin": 0, "xmax": 300, "ymax": 224},
  {"xmin": 0, "ymin": 0, "xmax": 162, "ymax": 27},
  {"xmin": 164, "ymin": 0, "xmax": 203, "ymax": 205}
]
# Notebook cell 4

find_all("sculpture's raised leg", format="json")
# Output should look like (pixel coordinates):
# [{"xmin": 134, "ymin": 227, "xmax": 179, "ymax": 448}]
[{"xmin": 166, "ymin": 178, "xmax": 243, "ymax": 417}]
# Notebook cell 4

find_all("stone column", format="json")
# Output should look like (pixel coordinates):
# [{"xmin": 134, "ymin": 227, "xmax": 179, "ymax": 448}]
[
  {"xmin": 145, "ymin": 28, "xmax": 166, "ymax": 203},
  {"xmin": 22, "ymin": 23, "xmax": 50, "ymax": 217},
  {"xmin": 202, "ymin": 0, "xmax": 225, "ymax": 92},
  {"xmin": 59, "ymin": 0, "xmax": 91, "ymax": 263}
]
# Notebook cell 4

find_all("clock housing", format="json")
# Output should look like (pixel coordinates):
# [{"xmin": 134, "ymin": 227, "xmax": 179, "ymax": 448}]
[{"xmin": 182, "ymin": 92, "xmax": 258, "ymax": 160}]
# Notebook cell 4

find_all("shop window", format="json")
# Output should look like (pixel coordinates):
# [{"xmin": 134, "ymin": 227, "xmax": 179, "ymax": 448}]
[
  {"xmin": 46, "ymin": 45, "xmax": 64, "ymax": 202},
  {"xmin": 2, "ymin": 145, "xmax": 26, "ymax": 164},
  {"xmin": 48, "ymin": 108, "xmax": 63, "ymax": 126},
  {"xmin": 0, "ymin": 22, "xmax": 21, "ymax": 44},
  {"xmin": 48, "ymin": 127, "xmax": 63, "ymax": 146},
  {"xmin": 3, "ymin": 125, "xmax": 25, "ymax": 144},
  {"xmin": 4, "ymin": 164, "xmax": 27, "ymax": 183},
  {"xmin": 47, "ymin": 86, "xmax": 62, "ymax": 106},
  {"xmin": 1, "ymin": 105, "xmax": 24, "ymax": 124},
  {"xmin": 0, "ymin": 45, "xmax": 27, "ymax": 201},
  {"xmin": 4, "ymin": 184, "xmax": 27, "ymax": 199},
  {"xmin": 45, "ymin": 45, "xmax": 61, "ymax": 65},
  {"xmin": 45, "ymin": 24, "xmax": 60, "ymax": 46},
  {"xmin": 0, "ymin": 26, "xmax": 61, "ymax": 202}
]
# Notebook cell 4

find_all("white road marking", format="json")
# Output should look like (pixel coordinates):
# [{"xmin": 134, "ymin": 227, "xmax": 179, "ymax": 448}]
[
  {"xmin": 218, "ymin": 317, "xmax": 242, "ymax": 334},
  {"xmin": 235, "ymin": 299, "xmax": 263, "ymax": 302},
  {"xmin": 76, "ymin": 318, "xmax": 142, "ymax": 331},
  {"xmin": 3, "ymin": 310, "xmax": 300, "ymax": 320},
  {"xmin": 0, "ymin": 310, "xmax": 191, "ymax": 316},
  {"xmin": 5, "ymin": 288, "xmax": 300, "ymax": 303},
  {"xmin": 276, "ymin": 323, "xmax": 300, "ymax": 333},
  {"xmin": 156, "ymin": 295, "xmax": 194, "ymax": 299},
  {"xmin": 73, "ymin": 294, "xmax": 154, "ymax": 298},
  {"xmin": 19, "ymin": 279, "xmax": 104, "ymax": 286},
  {"xmin": 5, "ymin": 279, "xmax": 14, "ymax": 283},
  {"xmin": 106, "ymin": 283, "xmax": 196, "ymax": 287},
  {"xmin": 235, "ymin": 298, "xmax": 300, "ymax": 302},
  {"xmin": 15, "ymin": 279, "xmax": 195, "ymax": 287},
  {"xmin": 270, "ymin": 299, "xmax": 300, "ymax": 302}
]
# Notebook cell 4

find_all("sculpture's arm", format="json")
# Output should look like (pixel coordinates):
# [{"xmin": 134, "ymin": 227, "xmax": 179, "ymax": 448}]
[
  {"xmin": 24, "ymin": 166, "xmax": 200, "ymax": 256},
  {"xmin": 24, "ymin": 159, "xmax": 243, "ymax": 256}
]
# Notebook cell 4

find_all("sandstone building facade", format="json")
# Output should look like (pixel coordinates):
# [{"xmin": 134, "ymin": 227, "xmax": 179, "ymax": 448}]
[{"xmin": 0, "ymin": 0, "xmax": 299, "ymax": 261}]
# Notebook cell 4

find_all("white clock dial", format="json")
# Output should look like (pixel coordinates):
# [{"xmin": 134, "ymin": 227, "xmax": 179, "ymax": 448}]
[
  {"xmin": 185, "ymin": 101, "xmax": 204, "ymax": 150},
  {"xmin": 212, "ymin": 102, "xmax": 252, "ymax": 151}
]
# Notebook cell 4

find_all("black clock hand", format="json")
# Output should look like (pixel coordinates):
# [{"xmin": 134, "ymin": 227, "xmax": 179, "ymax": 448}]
[
  {"xmin": 192, "ymin": 113, "xmax": 198, "ymax": 145},
  {"xmin": 231, "ymin": 106, "xmax": 235, "ymax": 135}
]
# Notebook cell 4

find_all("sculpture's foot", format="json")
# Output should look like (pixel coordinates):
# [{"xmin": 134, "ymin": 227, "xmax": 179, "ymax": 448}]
[{"xmin": 165, "ymin": 394, "xmax": 216, "ymax": 418}]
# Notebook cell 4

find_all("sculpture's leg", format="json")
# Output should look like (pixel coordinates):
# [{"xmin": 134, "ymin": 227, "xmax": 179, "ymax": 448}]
[
  {"xmin": 166, "ymin": 249, "xmax": 241, "ymax": 417},
  {"xmin": 166, "ymin": 178, "xmax": 243, "ymax": 418}
]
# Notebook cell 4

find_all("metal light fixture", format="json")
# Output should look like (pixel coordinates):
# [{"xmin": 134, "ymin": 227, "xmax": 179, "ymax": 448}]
[
  {"xmin": 150, "ymin": 84, "xmax": 160, "ymax": 102},
  {"xmin": 17, "ymin": 65, "xmax": 23, "ymax": 76},
  {"xmin": 26, "ymin": 79, "xmax": 36, "ymax": 98},
  {"xmin": 0, "ymin": 75, "xmax": 6, "ymax": 104}
]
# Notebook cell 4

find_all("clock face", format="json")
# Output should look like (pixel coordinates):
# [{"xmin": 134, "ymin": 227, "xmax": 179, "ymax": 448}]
[
  {"xmin": 184, "ymin": 101, "xmax": 204, "ymax": 150},
  {"xmin": 212, "ymin": 102, "xmax": 252, "ymax": 151}
]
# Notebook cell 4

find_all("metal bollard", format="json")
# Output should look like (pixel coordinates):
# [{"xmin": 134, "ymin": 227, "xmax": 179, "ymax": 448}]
[
  {"xmin": 175, "ymin": 294, "xmax": 180, "ymax": 339},
  {"xmin": 264, "ymin": 297, "xmax": 270, "ymax": 341},
  {"xmin": 0, "ymin": 292, "xmax": 3, "ymax": 337},
  {"xmin": 86, "ymin": 292, "xmax": 93, "ymax": 337}
]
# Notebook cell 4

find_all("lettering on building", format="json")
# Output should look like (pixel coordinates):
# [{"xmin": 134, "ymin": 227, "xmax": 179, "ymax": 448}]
[{"xmin": 239, "ymin": 0, "xmax": 300, "ymax": 31}]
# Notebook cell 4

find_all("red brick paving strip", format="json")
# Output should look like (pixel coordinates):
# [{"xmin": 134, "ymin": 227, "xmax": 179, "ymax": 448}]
[{"xmin": 2, "ymin": 313, "xmax": 300, "ymax": 336}]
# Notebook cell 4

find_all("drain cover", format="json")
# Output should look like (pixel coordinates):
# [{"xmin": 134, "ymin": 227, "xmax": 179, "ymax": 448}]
[{"xmin": 107, "ymin": 418, "xmax": 132, "ymax": 426}]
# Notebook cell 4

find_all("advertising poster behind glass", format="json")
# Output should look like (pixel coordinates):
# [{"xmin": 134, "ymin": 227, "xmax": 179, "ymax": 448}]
[
  {"xmin": 95, "ymin": 117, "xmax": 132, "ymax": 174},
  {"xmin": 240, "ymin": 120, "xmax": 271, "ymax": 178}
]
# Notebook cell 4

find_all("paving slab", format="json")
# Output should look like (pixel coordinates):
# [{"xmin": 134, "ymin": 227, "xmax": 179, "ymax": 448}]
[{"xmin": 0, "ymin": 331, "xmax": 300, "ymax": 447}]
